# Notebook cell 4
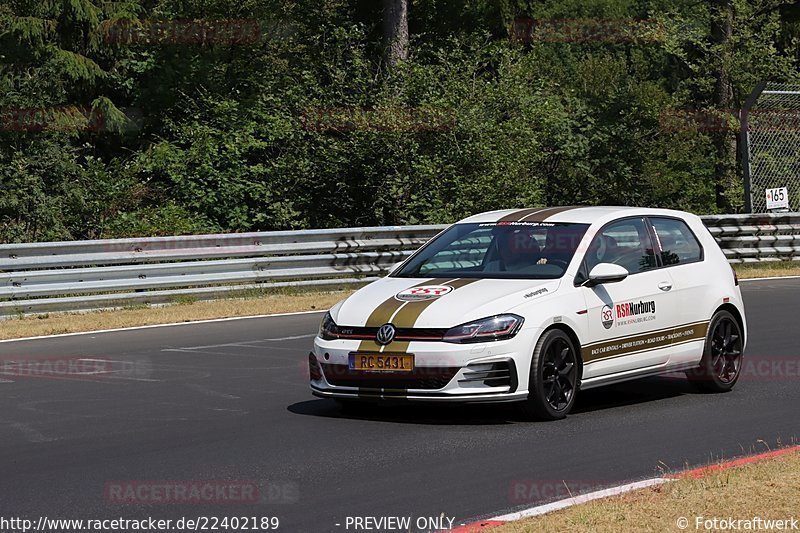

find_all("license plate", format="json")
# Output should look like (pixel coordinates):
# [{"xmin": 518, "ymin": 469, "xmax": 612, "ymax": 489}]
[{"xmin": 349, "ymin": 353, "xmax": 414, "ymax": 372}]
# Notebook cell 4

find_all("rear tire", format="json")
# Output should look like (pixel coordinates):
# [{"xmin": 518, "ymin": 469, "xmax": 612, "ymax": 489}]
[
  {"xmin": 686, "ymin": 310, "xmax": 743, "ymax": 392},
  {"xmin": 519, "ymin": 329, "xmax": 580, "ymax": 421}
]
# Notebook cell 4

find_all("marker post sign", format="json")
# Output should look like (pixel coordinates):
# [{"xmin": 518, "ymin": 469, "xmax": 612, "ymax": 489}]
[{"xmin": 765, "ymin": 187, "xmax": 790, "ymax": 211}]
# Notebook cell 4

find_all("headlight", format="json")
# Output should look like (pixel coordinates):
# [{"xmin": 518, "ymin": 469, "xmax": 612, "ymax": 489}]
[
  {"xmin": 319, "ymin": 312, "xmax": 341, "ymax": 340},
  {"xmin": 443, "ymin": 314, "xmax": 524, "ymax": 344}
]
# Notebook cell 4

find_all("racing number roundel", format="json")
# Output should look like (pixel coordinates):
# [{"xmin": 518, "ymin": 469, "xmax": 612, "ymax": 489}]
[{"xmin": 395, "ymin": 285, "xmax": 454, "ymax": 302}]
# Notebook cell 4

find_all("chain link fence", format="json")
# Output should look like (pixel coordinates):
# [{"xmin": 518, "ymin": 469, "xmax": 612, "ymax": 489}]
[{"xmin": 742, "ymin": 82, "xmax": 800, "ymax": 213}]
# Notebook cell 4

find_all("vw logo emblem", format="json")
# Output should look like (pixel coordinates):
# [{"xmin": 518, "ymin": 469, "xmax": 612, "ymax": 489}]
[{"xmin": 376, "ymin": 324, "xmax": 396, "ymax": 345}]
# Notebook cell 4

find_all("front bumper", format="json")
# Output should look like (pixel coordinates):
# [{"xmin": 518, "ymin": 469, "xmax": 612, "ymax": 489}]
[
  {"xmin": 308, "ymin": 329, "xmax": 539, "ymax": 403},
  {"xmin": 310, "ymin": 385, "xmax": 528, "ymax": 403}
]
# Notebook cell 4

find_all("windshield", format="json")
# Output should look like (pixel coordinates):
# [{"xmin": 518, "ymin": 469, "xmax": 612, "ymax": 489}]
[{"xmin": 393, "ymin": 222, "xmax": 590, "ymax": 279}]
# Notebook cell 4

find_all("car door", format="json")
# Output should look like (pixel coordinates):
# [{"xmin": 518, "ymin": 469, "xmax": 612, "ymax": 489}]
[
  {"xmin": 647, "ymin": 216, "xmax": 709, "ymax": 366},
  {"xmin": 580, "ymin": 217, "xmax": 678, "ymax": 379}
]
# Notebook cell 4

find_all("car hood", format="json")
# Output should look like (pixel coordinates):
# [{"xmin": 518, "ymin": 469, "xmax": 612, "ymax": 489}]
[{"xmin": 331, "ymin": 276, "xmax": 562, "ymax": 329}]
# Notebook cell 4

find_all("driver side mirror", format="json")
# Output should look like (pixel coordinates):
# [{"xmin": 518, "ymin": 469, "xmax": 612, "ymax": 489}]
[{"xmin": 583, "ymin": 263, "xmax": 629, "ymax": 287}]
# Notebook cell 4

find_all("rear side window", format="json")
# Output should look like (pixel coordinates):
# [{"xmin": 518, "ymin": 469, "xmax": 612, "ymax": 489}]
[
  {"xmin": 585, "ymin": 218, "xmax": 658, "ymax": 274},
  {"xmin": 650, "ymin": 217, "xmax": 703, "ymax": 265}
]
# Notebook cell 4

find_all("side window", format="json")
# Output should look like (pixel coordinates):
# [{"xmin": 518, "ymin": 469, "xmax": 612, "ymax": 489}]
[
  {"xmin": 650, "ymin": 218, "xmax": 702, "ymax": 266},
  {"xmin": 585, "ymin": 218, "xmax": 658, "ymax": 274}
]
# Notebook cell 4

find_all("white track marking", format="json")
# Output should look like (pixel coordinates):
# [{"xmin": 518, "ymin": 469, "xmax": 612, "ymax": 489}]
[
  {"xmin": 456, "ymin": 447, "xmax": 800, "ymax": 530},
  {"xmin": 0, "ymin": 276, "xmax": 796, "ymax": 345},
  {"xmin": 185, "ymin": 383, "xmax": 240, "ymax": 400},
  {"xmin": 492, "ymin": 478, "xmax": 669, "ymax": 522},
  {"xmin": 0, "ymin": 421, "xmax": 55, "ymax": 443},
  {"xmin": 0, "ymin": 310, "xmax": 326, "ymax": 344},
  {"xmin": 740, "ymin": 275, "xmax": 800, "ymax": 282},
  {"xmin": 160, "ymin": 348, "xmax": 292, "ymax": 357},
  {"xmin": 106, "ymin": 376, "xmax": 160, "ymax": 382},
  {"xmin": 250, "ymin": 334, "xmax": 317, "ymax": 342},
  {"xmin": 170, "ymin": 334, "xmax": 316, "ymax": 351},
  {"xmin": 169, "ymin": 342, "xmax": 260, "ymax": 350}
]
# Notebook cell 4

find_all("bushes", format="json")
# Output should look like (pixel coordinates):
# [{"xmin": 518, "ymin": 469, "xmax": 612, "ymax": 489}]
[{"xmin": 0, "ymin": 0, "xmax": 798, "ymax": 242}]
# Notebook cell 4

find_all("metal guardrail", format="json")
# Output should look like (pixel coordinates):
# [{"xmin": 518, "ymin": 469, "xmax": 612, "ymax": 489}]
[
  {"xmin": 0, "ymin": 226, "xmax": 444, "ymax": 315},
  {"xmin": 702, "ymin": 213, "xmax": 800, "ymax": 263},
  {"xmin": 0, "ymin": 214, "xmax": 798, "ymax": 316}
]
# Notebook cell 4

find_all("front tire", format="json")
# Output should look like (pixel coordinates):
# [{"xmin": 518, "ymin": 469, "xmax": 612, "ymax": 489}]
[
  {"xmin": 519, "ymin": 329, "xmax": 580, "ymax": 420},
  {"xmin": 686, "ymin": 310, "xmax": 743, "ymax": 392}
]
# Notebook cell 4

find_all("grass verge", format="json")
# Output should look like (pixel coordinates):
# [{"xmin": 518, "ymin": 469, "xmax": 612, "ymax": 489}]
[
  {"xmin": 497, "ymin": 447, "xmax": 800, "ymax": 533},
  {"xmin": 734, "ymin": 261, "xmax": 800, "ymax": 279},
  {"xmin": 0, "ymin": 289, "xmax": 354, "ymax": 341}
]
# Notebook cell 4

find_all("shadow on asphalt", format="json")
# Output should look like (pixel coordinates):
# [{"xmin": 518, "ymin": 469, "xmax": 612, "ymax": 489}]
[
  {"xmin": 287, "ymin": 376, "xmax": 702, "ymax": 425},
  {"xmin": 573, "ymin": 375, "xmax": 699, "ymax": 414}
]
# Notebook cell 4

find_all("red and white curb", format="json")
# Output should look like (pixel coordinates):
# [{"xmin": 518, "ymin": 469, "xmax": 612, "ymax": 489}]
[{"xmin": 449, "ymin": 445, "xmax": 800, "ymax": 532}]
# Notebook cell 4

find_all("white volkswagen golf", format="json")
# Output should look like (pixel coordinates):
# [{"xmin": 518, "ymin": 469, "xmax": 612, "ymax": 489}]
[{"xmin": 309, "ymin": 207, "xmax": 747, "ymax": 420}]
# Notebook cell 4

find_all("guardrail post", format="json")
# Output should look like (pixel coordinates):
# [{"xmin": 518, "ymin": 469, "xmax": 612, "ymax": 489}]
[{"xmin": 740, "ymin": 82, "xmax": 766, "ymax": 214}]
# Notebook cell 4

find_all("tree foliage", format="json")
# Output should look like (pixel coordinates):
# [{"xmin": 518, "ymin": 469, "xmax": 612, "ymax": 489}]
[{"xmin": 0, "ymin": 0, "xmax": 798, "ymax": 241}]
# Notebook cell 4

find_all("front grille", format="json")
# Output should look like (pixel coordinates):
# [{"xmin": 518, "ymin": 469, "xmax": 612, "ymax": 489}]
[
  {"xmin": 334, "ymin": 326, "xmax": 448, "ymax": 342},
  {"xmin": 321, "ymin": 363, "xmax": 459, "ymax": 390},
  {"xmin": 458, "ymin": 360, "xmax": 516, "ymax": 389}
]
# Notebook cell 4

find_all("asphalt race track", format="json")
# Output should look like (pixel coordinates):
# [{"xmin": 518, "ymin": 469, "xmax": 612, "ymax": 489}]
[{"xmin": 0, "ymin": 278, "xmax": 798, "ymax": 532}]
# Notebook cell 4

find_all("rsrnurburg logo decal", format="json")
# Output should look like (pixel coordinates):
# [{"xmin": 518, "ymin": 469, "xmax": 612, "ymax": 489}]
[{"xmin": 601, "ymin": 304, "xmax": 614, "ymax": 329}]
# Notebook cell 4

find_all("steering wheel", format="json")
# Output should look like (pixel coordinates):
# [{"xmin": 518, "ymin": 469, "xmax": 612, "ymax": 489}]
[{"xmin": 544, "ymin": 259, "xmax": 569, "ymax": 269}]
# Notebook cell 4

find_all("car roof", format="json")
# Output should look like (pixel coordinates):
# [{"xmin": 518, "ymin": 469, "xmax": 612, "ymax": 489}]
[{"xmin": 457, "ymin": 206, "xmax": 697, "ymax": 225}]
